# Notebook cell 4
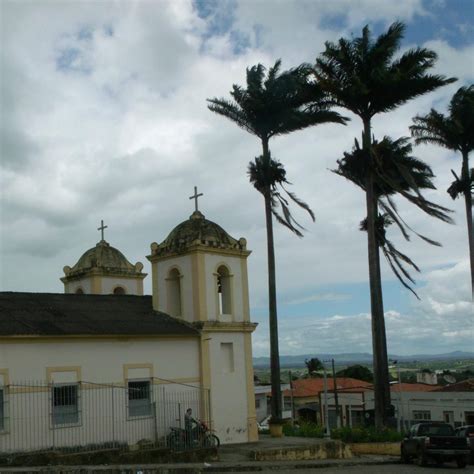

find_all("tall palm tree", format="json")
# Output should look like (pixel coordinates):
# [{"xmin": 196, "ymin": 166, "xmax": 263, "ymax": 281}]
[
  {"xmin": 411, "ymin": 85, "xmax": 474, "ymax": 296},
  {"xmin": 334, "ymin": 136, "xmax": 453, "ymax": 297},
  {"xmin": 207, "ymin": 60, "xmax": 347, "ymax": 422},
  {"xmin": 314, "ymin": 22, "xmax": 456, "ymax": 428}
]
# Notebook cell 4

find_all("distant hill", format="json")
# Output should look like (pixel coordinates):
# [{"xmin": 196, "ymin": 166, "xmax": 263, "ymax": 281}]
[{"xmin": 253, "ymin": 351, "xmax": 474, "ymax": 368}]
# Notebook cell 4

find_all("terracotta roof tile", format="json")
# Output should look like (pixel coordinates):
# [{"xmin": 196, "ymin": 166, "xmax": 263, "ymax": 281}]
[
  {"xmin": 283, "ymin": 377, "xmax": 373, "ymax": 398},
  {"xmin": 432, "ymin": 379, "xmax": 474, "ymax": 392}
]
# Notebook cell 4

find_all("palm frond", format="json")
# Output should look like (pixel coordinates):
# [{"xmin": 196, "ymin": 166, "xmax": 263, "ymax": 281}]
[{"xmin": 248, "ymin": 154, "xmax": 314, "ymax": 237}]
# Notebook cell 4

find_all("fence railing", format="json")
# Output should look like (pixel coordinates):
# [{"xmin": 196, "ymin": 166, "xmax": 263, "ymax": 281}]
[{"xmin": 0, "ymin": 380, "xmax": 210, "ymax": 454}]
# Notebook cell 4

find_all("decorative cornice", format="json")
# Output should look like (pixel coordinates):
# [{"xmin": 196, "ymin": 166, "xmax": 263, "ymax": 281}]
[{"xmin": 193, "ymin": 321, "xmax": 258, "ymax": 333}]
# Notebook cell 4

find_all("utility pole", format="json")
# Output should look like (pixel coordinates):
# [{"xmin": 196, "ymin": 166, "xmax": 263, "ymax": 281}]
[
  {"xmin": 289, "ymin": 370, "xmax": 295, "ymax": 422},
  {"xmin": 323, "ymin": 363, "xmax": 330, "ymax": 438},
  {"xmin": 390, "ymin": 359, "xmax": 402, "ymax": 432},
  {"xmin": 331, "ymin": 359, "xmax": 340, "ymax": 428}
]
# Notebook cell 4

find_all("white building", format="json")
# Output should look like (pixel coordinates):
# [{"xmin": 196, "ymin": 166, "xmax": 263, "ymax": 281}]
[
  {"xmin": 0, "ymin": 208, "xmax": 258, "ymax": 452},
  {"xmin": 319, "ymin": 381, "xmax": 474, "ymax": 429}
]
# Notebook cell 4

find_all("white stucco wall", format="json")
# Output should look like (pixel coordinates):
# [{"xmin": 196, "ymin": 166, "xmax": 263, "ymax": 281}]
[
  {"xmin": 0, "ymin": 338, "xmax": 200, "ymax": 382},
  {"xmin": 155, "ymin": 256, "xmax": 193, "ymax": 322},
  {"xmin": 100, "ymin": 276, "xmax": 141, "ymax": 295},
  {"xmin": 65, "ymin": 278, "xmax": 91, "ymax": 294},
  {"xmin": 0, "ymin": 337, "xmax": 202, "ymax": 453},
  {"xmin": 207, "ymin": 332, "xmax": 249, "ymax": 444}
]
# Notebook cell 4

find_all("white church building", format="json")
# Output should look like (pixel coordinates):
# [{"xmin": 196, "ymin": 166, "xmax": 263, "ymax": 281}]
[{"xmin": 0, "ymin": 202, "xmax": 258, "ymax": 452}]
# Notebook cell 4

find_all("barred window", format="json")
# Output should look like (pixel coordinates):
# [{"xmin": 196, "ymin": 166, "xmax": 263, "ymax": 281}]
[
  {"xmin": 52, "ymin": 384, "xmax": 79, "ymax": 426},
  {"xmin": 413, "ymin": 410, "xmax": 431, "ymax": 421},
  {"xmin": 128, "ymin": 380, "xmax": 152, "ymax": 417}
]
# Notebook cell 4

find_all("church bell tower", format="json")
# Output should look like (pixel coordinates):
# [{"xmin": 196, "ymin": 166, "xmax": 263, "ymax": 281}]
[{"xmin": 146, "ymin": 188, "xmax": 258, "ymax": 443}]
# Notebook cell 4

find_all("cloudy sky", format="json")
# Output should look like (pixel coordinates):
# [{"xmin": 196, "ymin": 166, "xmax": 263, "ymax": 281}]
[{"xmin": 1, "ymin": 0, "xmax": 472, "ymax": 357}]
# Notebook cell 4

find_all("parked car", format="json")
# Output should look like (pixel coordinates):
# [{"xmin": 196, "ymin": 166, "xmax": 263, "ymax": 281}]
[
  {"xmin": 455, "ymin": 425, "xmax": 474, "ymax": 464},
  {"xmin": 401, "ymin": 422, "xmax": 470, "ymax": 468},
  {"xmin": 257, "ymin": 416, "xmax": 271, "ymax": 432}
]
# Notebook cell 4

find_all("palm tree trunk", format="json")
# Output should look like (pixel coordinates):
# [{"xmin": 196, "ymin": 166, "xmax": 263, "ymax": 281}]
[
  {"xmin": 262, "ymin": 139, "xmax": 282, "ymax": 422},
  {"xmin": 461, "ymin": 151, "xmax": 474, "ymax": 298},
  {"xmin": 363, "ymin": 119, "xmax": 391, "ymax": 429}
]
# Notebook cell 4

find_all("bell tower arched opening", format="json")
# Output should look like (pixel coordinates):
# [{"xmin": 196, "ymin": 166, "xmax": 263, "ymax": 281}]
[
  {"xmin": 167, "ymin": 267, "xmax": 182, "ymax": 318},
  {"xmin": 217, "ymin": 265, "xmax": 232, "ymax": 316}
]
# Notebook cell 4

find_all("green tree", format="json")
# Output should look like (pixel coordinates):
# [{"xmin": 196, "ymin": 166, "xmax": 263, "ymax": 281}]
[
  {"xmin": 305, "ymin": 357, "xmax": 324, "ymax": 376},
  {"xmin": 334, "ymin": 136, "xmax": 452, "ymax": 297},
  {"xmin": 207, "ymin": 61, "xmax": 346, "ymax": 421},
  {"xmin": 314, "ymin": 22, "xmax": 455, "ymax": 428},
  {"xmin": 411, "ymin": 85, "xmax": 474, "ymax": 296},
  {"xmin": 337, "ymin": 364, "xmax": 373, "ymax": 383}
]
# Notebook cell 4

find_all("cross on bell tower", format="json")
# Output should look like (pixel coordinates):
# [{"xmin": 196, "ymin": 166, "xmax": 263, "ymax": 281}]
[
  {"xmin": 189, "ymin": 186, "xmax": 203, "ymax": 212},
  {"xmin": 97, "ymin": 220, "xmax": 108, "ymax": 241}
]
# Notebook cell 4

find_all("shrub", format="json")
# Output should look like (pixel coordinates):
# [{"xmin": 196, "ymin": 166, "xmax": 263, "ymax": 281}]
[
  {"xmin": 330, "ymin": 426, "xmax": 403, "ymax": 443},
  {"xmin": 283, "ymin": 422, "xmax": 325, "ymax": 438}
]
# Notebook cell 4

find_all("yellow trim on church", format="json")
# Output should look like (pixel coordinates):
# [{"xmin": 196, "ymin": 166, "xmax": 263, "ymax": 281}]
[{"xmin": 46, "ymin": 366, "xmax": 82, "ymax": 382}]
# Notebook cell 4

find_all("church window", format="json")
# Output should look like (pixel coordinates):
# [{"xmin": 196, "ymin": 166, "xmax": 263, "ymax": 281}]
[
  {"xmin": 220, "ymin": 342, "xmax": 234, "ymax": 373},
  {"xmin": 128, "ymin": 380, "xmax": 152, "ymax": 417},
  {"xmin": 113, "ymin": 286, "xmax": 126, "ymax": 295},
  {"xmin": 52, "ymin": 384, "xmax": 79, "ymax": 426},
  {"xmin": 167, "ymin": 268, "xmax": 182, "ymax": 317},
  {"xmin": 217, "ymin": 265, "xmax": 232, "ymax": 315},
  {"xmin": 75, "ymin": 288, "xmax": 84, "ymax": 294}
]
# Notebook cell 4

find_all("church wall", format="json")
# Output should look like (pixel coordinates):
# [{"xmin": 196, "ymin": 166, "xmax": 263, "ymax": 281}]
[
  {"xmin": 65, "ymin": 278, "xmax": 92, "ymax": 294},
  {"xmin": 100, "ymin": 276, "xmax": 141, "ymax": 295},
  {"xmin": 0, "ymin": 336, "xmax": 202, "ymax": 453},
  {"xmin": 207, "ymin": 332, "xmax": 250, "ymax": 444},
  {"xmin": 155, "ymin": 256, "xmax": 193, "ymax": 322},
  {"xmin": 204, "ymin": 254, "xmax": 244, "ymax": 322},
  {"xmin": 0, "ymin": 337, "xmax": 200, "ymax": 383}
]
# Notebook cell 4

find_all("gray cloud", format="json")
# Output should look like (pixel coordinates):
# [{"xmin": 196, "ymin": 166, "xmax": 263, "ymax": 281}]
[{"xmin": 1, "ymin": 1, "xmax": 472, "ymax": 355}]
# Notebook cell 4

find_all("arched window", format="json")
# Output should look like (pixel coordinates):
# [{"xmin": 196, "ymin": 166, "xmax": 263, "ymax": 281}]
[
  {"xmin": 217, "ymin": 265, "xmax": 232, "ymax": 315},
  {"xmin": 167, "ymin": 268, "xmax": 182, "ymax": 317},
  {"xmin": 113, "ymin": 286, "xmax": 126, "ymax": 295},
  {"xmin": 75, "ymin": 288, "xmax": 84, "ymax": 295}
]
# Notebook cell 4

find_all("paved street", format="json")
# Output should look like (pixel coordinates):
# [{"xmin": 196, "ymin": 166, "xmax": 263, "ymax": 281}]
[{"xmin": 212, "ymin": 464, "xmax": 473, "ymax": 474}]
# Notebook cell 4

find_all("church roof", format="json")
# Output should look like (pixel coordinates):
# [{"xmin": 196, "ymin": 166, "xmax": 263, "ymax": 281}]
[
  {"xmin": 149, "ymin": 211, "xmax": 248, "ymax": 257},
  {"xmin": 63, "ymin": 240, "xmax": 145, "ymax": 278},
  {"xmin": 0, "ymin": 293, "xmax": 198, "ymax": 337}
]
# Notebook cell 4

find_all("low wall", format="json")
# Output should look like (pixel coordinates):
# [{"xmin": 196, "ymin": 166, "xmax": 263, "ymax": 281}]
[
  {"xmin": 349, "ymin": 442, "xmax": 400, "ymax": 456},
  {"xmin": 251, "ymin": 440, "xmax": 352, "ymax": 461}
]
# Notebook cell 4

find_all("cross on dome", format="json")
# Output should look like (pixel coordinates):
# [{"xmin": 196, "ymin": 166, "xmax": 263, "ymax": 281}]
[
  {"xmin": 97, "ymin": 220, "xmax": 108, "ymax": 241},
  {"xmin": 189, "ymin": 186, "xmax": 203, "ymax": 212}
]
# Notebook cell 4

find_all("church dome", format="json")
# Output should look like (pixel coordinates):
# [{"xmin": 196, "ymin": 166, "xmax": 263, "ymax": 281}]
[
  {"xmin": 149, "ymin": 211, "xmax": 247, "ymax": 257},
  {"xmin": 63, "ymin": 240, "xmax": 144, "ymax": 277}
]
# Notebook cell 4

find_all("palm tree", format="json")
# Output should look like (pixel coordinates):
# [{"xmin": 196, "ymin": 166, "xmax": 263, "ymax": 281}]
[
  {"xmin": 334, "ymin": 136, "xmax": 453, "ymax": 297},
  {"xmin": 207, "ymin": 60, "xmax": 347, "ymax": 422},
  {"xmin": 314, "ymin": 21, "xmax": 456, "ymax": 428},
  {"xmin": 411, "ymin": 85, "xmax": 474, "ymax": 296}
]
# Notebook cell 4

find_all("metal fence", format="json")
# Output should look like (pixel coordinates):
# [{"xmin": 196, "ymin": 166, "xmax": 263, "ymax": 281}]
[{"xmin": 0, "ymin": 379, "xmax": 210, "ymax": 454}]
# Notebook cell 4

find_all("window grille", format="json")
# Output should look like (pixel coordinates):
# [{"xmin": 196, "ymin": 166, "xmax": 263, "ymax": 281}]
[
  {"xmin": 128, "ymin": 380, "xmax": 152, "ymax": 417},
  {"xmin": 52, "ymin": 384, "xmax": 79, "ymax": 426}
]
